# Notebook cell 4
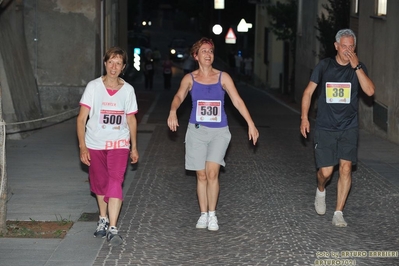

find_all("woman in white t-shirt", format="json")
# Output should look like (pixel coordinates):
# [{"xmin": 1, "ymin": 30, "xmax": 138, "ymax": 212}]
[{"xmin": 77, "ymin": 47, "xmax": 139, "ymax": 246}]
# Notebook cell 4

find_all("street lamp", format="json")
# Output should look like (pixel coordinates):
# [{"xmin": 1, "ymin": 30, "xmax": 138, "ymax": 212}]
[{"xmin": 212, "ymin": 24, "xmax": 223, "ymax": 35}]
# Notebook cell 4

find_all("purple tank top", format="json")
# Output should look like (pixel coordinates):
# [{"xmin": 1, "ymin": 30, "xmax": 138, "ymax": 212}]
[{"xmin": 189, "ymin": 72, "xmax": 228, "ymax": 128}]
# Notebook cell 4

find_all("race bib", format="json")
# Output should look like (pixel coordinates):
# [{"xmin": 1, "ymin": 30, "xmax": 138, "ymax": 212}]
[
  {"xmin": 99, "ymin": 110, "xmax": 125, "ymax": 130},
  {"xmin": 325, "ymin": 82, "xmax": 351, "ymax": 104},
  {"xmin": 196, "ymin": 100, "xmax": 221, "ymax": 122}
]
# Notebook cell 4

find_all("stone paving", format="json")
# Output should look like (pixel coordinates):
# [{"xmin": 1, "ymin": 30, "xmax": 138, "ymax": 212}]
[{"xmin": 93, "ymin": 81, "xmax": 399, "ymax": 265}]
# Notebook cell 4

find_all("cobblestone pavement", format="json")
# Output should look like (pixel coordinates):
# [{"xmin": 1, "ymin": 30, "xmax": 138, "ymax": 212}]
[{"xmin": 93, "ymin": 73, "xmax": 399, "ymax": 265}]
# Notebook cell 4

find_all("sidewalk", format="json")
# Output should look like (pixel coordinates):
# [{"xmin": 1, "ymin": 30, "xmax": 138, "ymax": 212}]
[
  {"xmin": 1, "ymin": 68, "xmax": 398, "ymax": 265},
  {"xmin": 0, "ymin": 119, "xmax": 155, "ymax": 266}
]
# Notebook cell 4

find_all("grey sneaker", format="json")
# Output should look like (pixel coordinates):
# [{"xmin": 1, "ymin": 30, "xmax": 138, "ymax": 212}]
[
  {"xmin": 207, "ymin": 215, "xmax": 219, "ymax": 231},
  {"xmin": 93, "ymin": 217, "xmax": 109, "ymax": 238},
  {"xmin": 106, "ymin": 227, "xmax": 123, "ymax": 246},
  {"xmin": 332, "ymin": 212, "xmax": 347, "ymax": 227},
  {"xmin": 314, "ymin": 190, "xmax": 326, "ymax": 215},
  {"xmin": 196, "ymin": 214, "xmax": 208, "ymax": 229}
]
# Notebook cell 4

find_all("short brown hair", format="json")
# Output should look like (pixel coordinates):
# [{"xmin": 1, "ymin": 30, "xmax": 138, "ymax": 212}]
[
  {"xmin": 103, "ymin": 47, "xmax": 128, "ymax": 65},
  {"xmin": 190, "ymin": 37, "xmax": 214, "ymax": 57}
]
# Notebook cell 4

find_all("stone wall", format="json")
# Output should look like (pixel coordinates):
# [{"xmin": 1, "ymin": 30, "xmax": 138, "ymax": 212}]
[
  {"xmin": 0, "ymin": 0, "xmax": 42, "ymax": 138},
  {"xmin": 357, "ymin": 0, "xmax": 399, "ymax": 144},
  {"xmin": 23, "ymin": 0, "xmax": 101, "ymax": 120}
]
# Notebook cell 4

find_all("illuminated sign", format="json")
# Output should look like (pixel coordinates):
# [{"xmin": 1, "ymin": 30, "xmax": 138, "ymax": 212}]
[
  {"xmin": 133, "ymin": 48, "xmax": 141, "ymax": 71},
  {"xmin": 214, "ymin": 0, "xmax": 225, "ymax": 9},
  {"xmin": 225, "ymin": 28, "xmax": 236, "ymax": 44}
]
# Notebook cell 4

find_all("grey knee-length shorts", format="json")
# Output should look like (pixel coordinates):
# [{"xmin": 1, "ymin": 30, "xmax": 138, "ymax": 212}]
[{"xmin": 185, "ymin": 123, "xmax": 231, "ymax": 171}]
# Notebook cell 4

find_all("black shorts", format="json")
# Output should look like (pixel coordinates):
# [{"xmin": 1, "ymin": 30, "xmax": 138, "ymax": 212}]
[{"xmin": 314, "ymin": 128, "xmax": 358, "ymax": 168}]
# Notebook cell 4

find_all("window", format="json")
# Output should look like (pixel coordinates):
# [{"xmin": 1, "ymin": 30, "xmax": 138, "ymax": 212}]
[
  {"xmin": 297, "ymin": 0, "xmax": 303, "ymax": 36},
  {"xmin": 264, "ymin": 28, "xmax": 269, "ymax": 65},
  {"xmin": 377, "ymin": 0, "xmax": 387, "ymax": 16},
  {"xmin": 353, "ymin": 0, "xmax": 359, "ymax": 15},
  {"xmin": 353, "ymin": 0, "xmax": 359, "ymax": 14}
]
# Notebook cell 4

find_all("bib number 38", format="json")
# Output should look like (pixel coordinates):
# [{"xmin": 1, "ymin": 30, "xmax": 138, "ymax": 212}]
[{"xmin": 325, "ymin": 82, "xmax": 351, "ymax": 104}]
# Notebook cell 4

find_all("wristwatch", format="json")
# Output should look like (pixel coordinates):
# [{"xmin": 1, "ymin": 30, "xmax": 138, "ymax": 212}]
[{"xmin": 354, "ymin": 64, "xmax": 362, "ymax": 71}]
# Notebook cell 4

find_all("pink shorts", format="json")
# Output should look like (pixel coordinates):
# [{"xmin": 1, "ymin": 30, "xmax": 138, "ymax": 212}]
[{"xmin": 88, "ymin": 148, "xmax": 129, "ymax": 202}]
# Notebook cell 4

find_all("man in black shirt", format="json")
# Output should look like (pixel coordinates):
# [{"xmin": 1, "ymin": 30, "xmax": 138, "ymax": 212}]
[{"xmin": 300, "ymin": 29, "xmax": 375, "ymax": 227}]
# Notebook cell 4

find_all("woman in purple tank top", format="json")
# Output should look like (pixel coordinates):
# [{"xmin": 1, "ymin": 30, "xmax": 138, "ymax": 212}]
[{"xmin": 167, "ymin": 38, "xmax": 259, "ymax": 231}]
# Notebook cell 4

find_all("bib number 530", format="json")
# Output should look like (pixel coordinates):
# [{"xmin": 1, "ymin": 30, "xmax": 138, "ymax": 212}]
[{"xmin": 200, "ymin": 106, "xmax": 219, "ymax": 116}]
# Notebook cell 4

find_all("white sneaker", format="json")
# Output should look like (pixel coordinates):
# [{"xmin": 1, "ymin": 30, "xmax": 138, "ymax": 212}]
[
  {"xmin": 196, "ymin": 214, "xmax": 208, "ymax": 229},
  {"xmin": 314, "ymin": 189, "xmax": 326, "ymax": 215},
  {"xmin": 93, "ymin": 216, "xmax": 109, "ymax": 238},
  {"xmin": 207, "ymin": 215, "xmax": 219, "ymax": 231},
  {"xmin": 332, "ymin": 211, "xmax": 347, "ymax": 227}
]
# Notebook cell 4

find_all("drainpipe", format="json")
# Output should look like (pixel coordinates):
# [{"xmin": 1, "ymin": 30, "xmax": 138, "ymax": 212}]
[{"xmin": 101, "ymin": 0, "xmax": 104, "ymax": 75}]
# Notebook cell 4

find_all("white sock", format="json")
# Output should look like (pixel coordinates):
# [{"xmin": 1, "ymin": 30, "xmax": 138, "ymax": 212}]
[
  {"xmin": 316, "ymin": 188, "xmax": 326, "ymax": 196},
  {"xmin": 208, "ymin": 211, "xmax": 216, "ymax": 217},
  {"xmin": 200, "ymin": 212, "xmax": 208, "ymax": 216},
  {"xmin": 334, "ymin": 211, "xmax": 343, "ymax": 215}
]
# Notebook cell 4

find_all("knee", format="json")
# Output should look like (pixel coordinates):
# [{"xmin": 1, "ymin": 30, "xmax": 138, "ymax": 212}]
[
  {"xmin": 339, "ymin": 162, "xmax": 352, "ymax": 177},
  {"xmin": 206, "ymin": 170, "xmax": 219, "ymax": 182},
  {"xmin": 196, "ymin": 172, "xmax": 207, "ymax": 182},
  {"xmin": 318, "ymin": 168, "xmax": 333, "ymax": 179}
]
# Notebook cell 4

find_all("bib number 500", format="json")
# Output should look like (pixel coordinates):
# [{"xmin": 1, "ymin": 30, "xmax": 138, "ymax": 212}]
[{"xmin": 103, "ymin": 114, "xmax": 122, "ymax": 125}]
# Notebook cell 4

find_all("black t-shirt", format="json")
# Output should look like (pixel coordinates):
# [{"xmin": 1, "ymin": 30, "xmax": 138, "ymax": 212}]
[
  {"xmin": 310, "ymin": 57, "xmax": 367, "ymax": 131},
  {"xmin": 143, "ymin": 58, "xmax": 154, "ymax": 73}
]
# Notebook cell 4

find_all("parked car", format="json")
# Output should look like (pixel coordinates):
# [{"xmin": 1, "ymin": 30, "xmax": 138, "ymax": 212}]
[{"xmin": 169, "ymin": 38, "xmax": 187, "ymax": 61}]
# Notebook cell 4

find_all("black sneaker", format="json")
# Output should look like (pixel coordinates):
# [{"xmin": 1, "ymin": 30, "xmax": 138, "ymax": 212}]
[
  {"xmin": 107, "ymin": 227, "xmax": 123, "ymax": 246},
  {"xmin": 93, "ymin": 217, "xmax": 109, "ymax": 238}
]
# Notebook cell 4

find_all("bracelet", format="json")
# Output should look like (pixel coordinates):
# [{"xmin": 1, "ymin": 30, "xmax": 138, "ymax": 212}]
[{"xmin": 354, "ymin": 64, "xmax": 362, "ymax": 71}]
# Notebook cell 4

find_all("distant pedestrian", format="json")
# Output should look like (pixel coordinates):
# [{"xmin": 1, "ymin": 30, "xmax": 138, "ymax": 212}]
[
  {"xmin": 77, "ymin": 46, "xmax": 139, "ymax": 246},
  {"xmin": 162, "ymin": 55, "xmax": 173, "ymax": 90},
  {"xmin": 143, "ymin": 51, "xmax": 155, "ymax": 90},
  {"xmin": 228, "ymin": 49, "xmax": 236, "ymax": 72},
  {"xmin": 167, "ymin": 37, "xmax": 259, "ymax": 231},
  {"xmin": 234, "ymin": 53, "xmax": 243, "ymax": 75},
  {"xmin": 152, "ymin": 47, "xmax": 161, "ymax": 63},
  {"xmin": 300, "ymin": 29, "xmax": 375, "ymax": 227},
  {"xmin": 243, "ymin": 56, "xmax": 253, "ymax": 77}
]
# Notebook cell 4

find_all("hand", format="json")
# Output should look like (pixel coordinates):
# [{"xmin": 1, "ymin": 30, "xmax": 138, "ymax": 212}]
[
  {"xmin": 80, "ymin": 147, "xmax": 91, "ymax": 166},
  {"xmin": 167, "ymin": 113, "xmax": 179, "ymax": 131},
  {"xmin": 300, "ymin": 119, "xmax": 310, "ymax": 138},
  {"xmin": 130, "ymin": 148, "xmax": 139, "ymax": 164},
  {"xmin": 248, "ymin": 125, "xmax": 259, "ymax": 145},
  {"xmin": 345, "ymin": 50, "xmax": 359, "ymax": 69}
]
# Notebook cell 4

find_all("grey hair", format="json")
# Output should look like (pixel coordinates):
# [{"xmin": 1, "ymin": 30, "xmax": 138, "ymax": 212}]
[{"xmin": 335, "ymin": 29, "xmax": 356, "ymax": 46}]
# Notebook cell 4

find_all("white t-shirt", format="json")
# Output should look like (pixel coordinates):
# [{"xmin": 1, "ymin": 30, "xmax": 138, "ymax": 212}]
[{"xmin": 79, "ymin": 77, "xmax": 138, "ymax": 150}]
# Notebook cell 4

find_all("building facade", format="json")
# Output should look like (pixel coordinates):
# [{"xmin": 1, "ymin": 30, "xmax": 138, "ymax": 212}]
[
  {"xmin": 0, "ymin": 0, "xmax": 127, "ymax": 138},
  {"xmin": 295, "ymin": 0, "xmax": 399, "ymax": 144},
  {"xmin": 252, "ymin": 0, "xmax": 285, "ymax": 91},
  {"xmin": 251, "ymin": 0, "xmax": 398, "ymax": 144}
]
